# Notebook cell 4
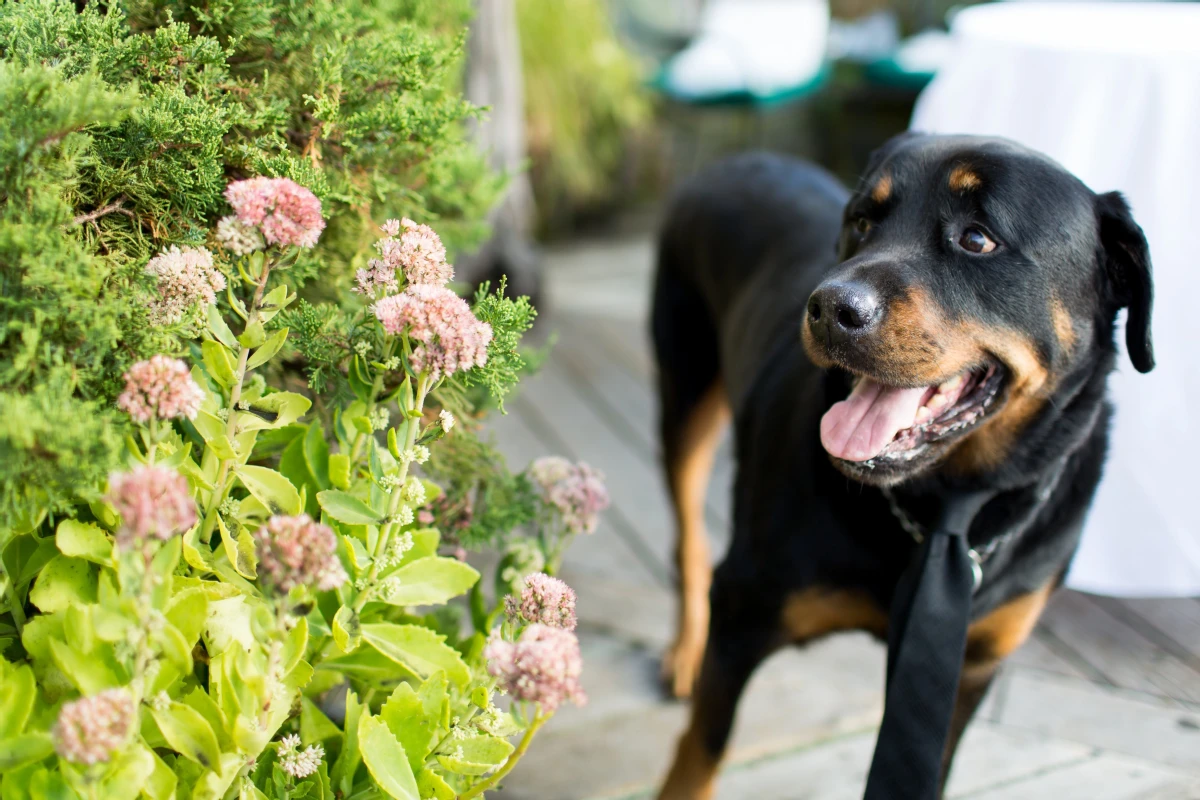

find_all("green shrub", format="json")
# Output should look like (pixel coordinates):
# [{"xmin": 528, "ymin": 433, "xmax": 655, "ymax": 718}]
[{"xmin": 0, "ymin": 0, "xmax": 502, "ymax": 524}]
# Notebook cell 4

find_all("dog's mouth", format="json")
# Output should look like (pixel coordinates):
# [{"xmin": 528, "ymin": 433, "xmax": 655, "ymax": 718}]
[{"xmin": 820, "ymin": 362, "xmax": 1007, "ymax": 464}]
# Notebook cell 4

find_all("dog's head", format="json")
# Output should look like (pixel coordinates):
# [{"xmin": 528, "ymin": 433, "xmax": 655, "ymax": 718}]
[{"xmin": 802, "ymin": 132, "xmax": 1154, "ymax": 486}]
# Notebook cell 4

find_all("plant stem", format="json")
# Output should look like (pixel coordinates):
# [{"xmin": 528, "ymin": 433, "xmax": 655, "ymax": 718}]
[
  {"xmin": 199, "ymin": 262, "xmax": 273, "ymax": 542},
  {"xmin": 351, "ymin": 373, "xmax": 429, "ymax": 613},
  {"xmin": 0, "ymin": 571, "xmax": 25, "ymax": 635},
  {"xmin": 459, "ymin": 710, "xmax": 547, "ymax": 799},
  {"xmin": 348, "ymin": 339, "xmax": 396, "ymax": 467}
]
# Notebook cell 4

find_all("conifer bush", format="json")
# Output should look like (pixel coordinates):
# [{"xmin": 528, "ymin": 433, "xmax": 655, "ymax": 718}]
[{"xmin": 0, "ymin": 3, "xmax": 610, "ymax": 798}]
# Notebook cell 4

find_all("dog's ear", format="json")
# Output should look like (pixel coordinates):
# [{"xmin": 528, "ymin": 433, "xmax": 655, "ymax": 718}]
[{"xmin": 1097, "ymin": 191, "xmax": 1155, "ymax": 373}]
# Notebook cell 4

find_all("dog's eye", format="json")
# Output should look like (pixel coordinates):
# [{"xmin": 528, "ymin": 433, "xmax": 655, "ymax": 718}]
[
  {"xmin": 854, "ymin": 217, "xmax": 872, "ymax": 235},
  {"xmin": 958, "ymin": 227, "xmax": 996, "ymax": 254}
]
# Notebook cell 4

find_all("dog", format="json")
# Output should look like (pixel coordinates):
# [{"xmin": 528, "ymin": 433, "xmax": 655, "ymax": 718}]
[{"xmin": 650, "ymin": 132, "xmax": 1155, "ymax": 798}]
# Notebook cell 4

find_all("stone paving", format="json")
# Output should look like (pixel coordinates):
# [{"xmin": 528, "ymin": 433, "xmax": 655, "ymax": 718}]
[{"xmin": 483, "ymin": 231, "xmax": 1200, "ymax": 800}]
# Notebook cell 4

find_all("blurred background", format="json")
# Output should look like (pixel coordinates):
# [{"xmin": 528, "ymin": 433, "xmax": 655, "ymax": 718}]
[{"xmin": 466, "ymin": 0, "xmax": 1200, "ymax": 797}]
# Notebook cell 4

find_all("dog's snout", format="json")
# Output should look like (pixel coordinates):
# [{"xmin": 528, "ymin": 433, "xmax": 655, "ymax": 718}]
[{"xmin": 807, "ymin": 281, "xmax": 882, "ymax": 342}]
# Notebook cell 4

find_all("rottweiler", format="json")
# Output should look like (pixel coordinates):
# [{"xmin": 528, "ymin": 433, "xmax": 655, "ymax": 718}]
[{"xmin": 650, "ymin": 132, "xmax": 1155, "ymax": 798}]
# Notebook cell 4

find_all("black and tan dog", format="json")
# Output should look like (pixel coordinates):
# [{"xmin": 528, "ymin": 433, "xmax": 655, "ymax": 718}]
[{"xmin": 651, "ymin": 132, "xmax": 1154, "ymax": 798}]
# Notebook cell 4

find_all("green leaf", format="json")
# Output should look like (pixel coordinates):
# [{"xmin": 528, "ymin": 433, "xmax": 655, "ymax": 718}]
[
  {"xmin": 202, "ymin": 341, "xmax": 237, "ymax": 389},
  {"xmin": 54, "ymin": 520, "xmax": 112, "ymax": 565},
  {"xmin": 371, "ymin": 557, "xmax": 479, "ymax": 607},
  {"xmin": 357, "ymin": 715, "xmax": 419, "ymax": 800},
  {"xmin": 217, "ymin": 516, "xmax": 257, "ymax": 580},
  {"xmin": 236, "ymin": 466, "xmax": 301, "ymax": 515},
  {"xmin": 166, "ymin": 588, "xmax": 209, "ymax": 646},
  {"xmin": 239, "ymin": 392, "xmax": 311, "ymax": 432},
  {"xmin": 247, "ymin": 327, "xmax": 288, "ymax": 370},
  {"xmin": 417, "ymin": 672, "xmax": 449, "ymax": 730},
  {"xmin": 29, "ymin": 556, "xmax": 97, "ymax": 613},
  {"xmin": 360, "ymin": 624, "xmax": 470, "ymax": 686},
  {"xmin": 183, "ymin": 687, "xmax": 231, "ymax": 752},
  {"xmin": 332, "ymin": 606, "xmax": 361, "ymax": 653},
  {"xmin": 331, "ymin": 691, "xmax": 363, "ymax": 797},
  {"xmin": 48, "ymin": 638, "xmax": 120, "ymax": 693},
  {"xmin": 207, "ymin": 435, "xmax": 237, "ymax": 461},
  {"xmin": 300, "ymin": 697, "xmax": 342, "ymax": 744},
  {"xmin": 3, "ymin": 534, "xmax": 57, "ymax": 589},
  {"xmin": 98, "ymin": 742, "xmax": 156, "ymax": 799},
  {"xmin": 0, "ymin": 661, "xmax": 35, "ymax": 738},
  {"xmin": 208, "ymin": 305, "xmax": 238, "ymax": 349},
  {"xmin": 416, "ymin": 770, "xmax": 455, "ymax": 800},
  {"xmin": 144, "ymin": 750, "xmax": 178, "ymax": 800},
  {"xmin": 192, "ymin": 409, "xmax": 227, "ymax": 444},
  {"xmin": 328, "ymin": 454, "xmax": 351, "ymax": 490},
  {"xmin": 378, "ymin": 683, "xmax": 435, "ymax": 775},
  {"xmin": 151, "ymin": 702, "xmax": 222, "ymax": 769},
  {"xmin": 238, "ymin": 321, "xmax": 267, "ymax": 349},
  {"xmin": 182, "ymin": 527, "xmax": 214, "ymax": 572},
  {"xmin": 304, "ymin": 423, "xmax": 331, "ymax": 491},
  {"xmin": 317, "ymin": 491, "xmax": 382, "ymax": 526},
  {"xmin": 153, "ymin": 621, "xmax": 193, "ymax": 673},
  {"xmin": 317, "ymin": 648, "xmax": 410, "ymax": 683},
  {"xmin": 0, "ymin": 734, "xmax": 54, "ymax": 772},
  {"xmin": 435, "ymin": 735, "xmax": 514, "ymax": 776}
]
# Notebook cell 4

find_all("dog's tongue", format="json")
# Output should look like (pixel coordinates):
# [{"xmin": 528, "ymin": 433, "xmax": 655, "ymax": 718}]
[{"xmin": 820, "ymin": 378, "xmax": 929, "ymax": 462}]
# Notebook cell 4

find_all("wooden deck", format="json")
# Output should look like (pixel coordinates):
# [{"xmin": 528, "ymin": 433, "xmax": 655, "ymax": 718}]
[{"xmin": 483, "ymin": 231, "xmax": 1200, "ymax": 799}]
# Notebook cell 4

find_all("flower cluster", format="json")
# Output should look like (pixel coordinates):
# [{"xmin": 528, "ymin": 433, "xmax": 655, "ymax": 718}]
[
  {"xmin": 506, "ymin": 572, "xmax": 577, "ymax": 631},
  {"xmin": 354, "ymin": 218, "xmax": 453, "ymax": 298},
  {"xmin": 144, "ymin": 245, "xmax": 226, "ymax": 326},
  {"xmin": 106, "ymin": 466, "xmax": 197, "ymax": 546},
  {"xmin": 373, "ymin": 285, "xmax": 492, "ymax": 381},
  {"xmin": 53, "ymin": 688, "xmax": 136, "ymax": 766},
  {"xmin": 529, "ymin": 457, "xmax": 611, "ymax": 535},
  {"xmin": 275, "ymin": 734, "xmax": 324, "ymax": 779},
  {"xmin": 484, "ymin": 624, "xmax": 586, "ymax": 712},
  {"xmin": 223, "ymin": 177, "xmax": 325, "ymax": 250},
  {"xmin": 254, "ymin": 515, "xmax": 349, "ymax": 594},
  {"xmin": 116, "ymin": 355, "xmax": 204, "ymax": 423},
  {"xmin": 215, "ymin": 215, "xmax": 266, "ymax": 256}
]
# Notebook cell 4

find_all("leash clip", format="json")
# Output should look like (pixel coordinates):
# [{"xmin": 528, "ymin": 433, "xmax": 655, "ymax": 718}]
[{"xmin": 968, "ymin": 548, "xmax": 983, "ymax": 592}]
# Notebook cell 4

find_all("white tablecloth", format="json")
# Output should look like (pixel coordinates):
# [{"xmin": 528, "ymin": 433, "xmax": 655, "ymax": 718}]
[{"xmin": 911, "ymin": 2, "xmax": 1200, "ymax": 597}]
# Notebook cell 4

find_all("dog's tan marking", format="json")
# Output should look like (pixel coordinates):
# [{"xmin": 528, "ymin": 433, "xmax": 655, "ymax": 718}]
[
  {"xmin": 663, "ymin": 380, "xmax": 731, "ymax": 699},
  {"xmin": 781, "ymin": 586, "xmax": 888, "ymax": 640},
  {"xmin": 871, "ymin": 172, "xmax": 893, "ymax": 203},
  {"xmin": 658, "ymin": 724, "xmax": 719, "ymax": 800},
  {"xmin": 964, "ymin": 582, "xmax": 1054, "ymax": 678},
  {"xmin": 949, "ymin": 165, "xmax": 982, "ymax": 192},
  {"xmin": 1051, "ymin": 295, "xmax": 1076, "ymax": 352}
]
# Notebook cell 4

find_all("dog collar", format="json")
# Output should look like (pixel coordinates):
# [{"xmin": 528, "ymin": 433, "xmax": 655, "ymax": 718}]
[{"xmin": 879, "ymin": 457, "xmax": 1070, "ymax": 594}]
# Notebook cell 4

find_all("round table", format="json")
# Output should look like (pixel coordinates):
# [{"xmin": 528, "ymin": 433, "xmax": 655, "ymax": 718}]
[{"xmin": 911, "ymin": 2, "xmax": 1200, "ymax": 597}]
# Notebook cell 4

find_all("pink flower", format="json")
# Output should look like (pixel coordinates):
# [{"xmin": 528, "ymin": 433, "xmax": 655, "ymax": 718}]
[
  {"xmin": 372, "ymin": 285, "xmax": 492, "ymax": 381},
  {"xmin": 144, "ymin": 245, "xmax": 226, "ymax": 326},
  {"xmin": 215, "ymin": 215, "xmax": 265, "ymax": 256},
  {"xmin": 53, "ymin": 688, "xmax": 136, "ymax": 765},
  {"xmin": 117, "ymin": 355, "xmax": 204, "ymax": 423},
  {"xmin": 506, "ymin": 572, "xmax": 577, "ymax": 631},
  {"xmin": 484, "ymin": 624, "xmax": 587, "ymax": 712},
  {"xmin": 529, "ymin": 457, "xmax": 610, "ymax": 534},
  {"xmin": 254, "ymin": 514, "xmax": 348, "ymax": 594},
  {"xmin": 354, "ymin": 218, "xmax": 453, "ymax": 298},
  {"xmin": 106, "ymin": 465, "xmax": 196, "ymax": 545},
  {"xmin": 224, "ymin": 177, "xmax": 325, "ymax": 249}
]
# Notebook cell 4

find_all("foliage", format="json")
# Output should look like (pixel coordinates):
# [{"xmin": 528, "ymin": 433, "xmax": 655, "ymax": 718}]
[
  {"xmin": 517, "ymin": 0, "xmax": 653, "ymax": 231},
  {"xmin": 0, "ymin": 175, "xmax": 603, "ymax": 799},
  {"xmin": 0, "ymin": 0, "xmax": 502, "ymax": 527}
]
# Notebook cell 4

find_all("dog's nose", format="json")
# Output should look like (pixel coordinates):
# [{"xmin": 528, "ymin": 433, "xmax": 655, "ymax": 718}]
[{"xmin": 807, "ymin": 281, "xmax": 882, "ymax": 340}]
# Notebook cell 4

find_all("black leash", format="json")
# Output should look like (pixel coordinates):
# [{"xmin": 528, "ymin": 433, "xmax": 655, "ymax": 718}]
[{"xmin": 862, "ymin": 489, "xmax": 995, "ymax": 800}]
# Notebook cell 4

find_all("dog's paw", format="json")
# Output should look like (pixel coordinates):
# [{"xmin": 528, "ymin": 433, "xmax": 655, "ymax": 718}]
[{"xmin": 661, "ymin": 637, "xmax": 705, "ymax": 699}]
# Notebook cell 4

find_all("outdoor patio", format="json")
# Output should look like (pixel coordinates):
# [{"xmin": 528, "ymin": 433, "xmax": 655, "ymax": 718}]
[{"xmin": 485, "ymin": 228, "xmax": 1200, "ymax": 799}]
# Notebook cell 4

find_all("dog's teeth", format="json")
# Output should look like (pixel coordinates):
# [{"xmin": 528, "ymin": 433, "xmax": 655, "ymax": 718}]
[
  {"xmin": 915, "ymin": 406, "xmax": 934, "ymax": 424},
  {"xmin": 939, "ymin": 374, "xmax": 965, "ymax": 393},
  {"xmin": 927, "ymin": 394, "xmax": 950, "ymax": 411}
]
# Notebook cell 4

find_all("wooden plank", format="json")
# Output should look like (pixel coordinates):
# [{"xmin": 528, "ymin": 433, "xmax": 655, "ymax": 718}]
[
  {"xmin": 1035, "ymin": 590, "xmax": 1200, "ymax": 704},
  {"xmin": 960, "ymin": 751, "xmax": 1200, "ymax": 800},
  {"xmin": 512, "ymin": 358, "xmax": 674, "ymax": 585},
  {"xmin": 1095, "ymin": 596, "xmax": 1200, "ymax": 669},
  {"xmin": 553, "ymin": 320, "xmax": 735, "ymax": 536},
  {"xmin": 995, "ymin": 670, "xmax": 1200, "ymax": 772},
  {"xmin": 484, "ymin": 388, "xmax": 662, "ymax": 585}
]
